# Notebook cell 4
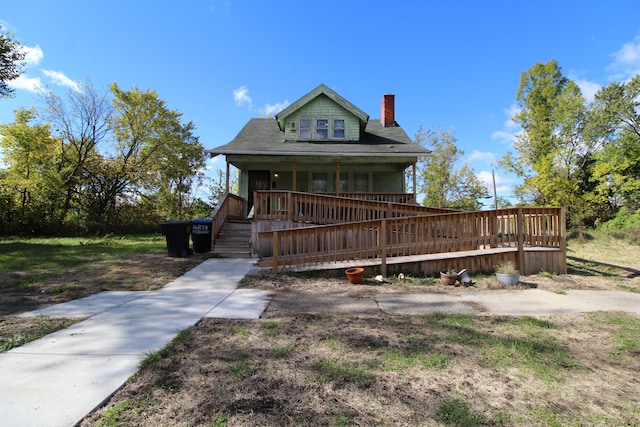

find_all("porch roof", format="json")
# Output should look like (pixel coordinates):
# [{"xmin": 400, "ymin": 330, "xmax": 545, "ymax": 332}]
[{"xmin": 206, "ymin": 118, "xmax": 432, "ymax": 158}]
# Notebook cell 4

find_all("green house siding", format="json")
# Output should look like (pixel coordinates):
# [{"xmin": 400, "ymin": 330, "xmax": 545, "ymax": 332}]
[{"xmin": 282, "ymin": 95, "xmax": 361, "ymax": 141}]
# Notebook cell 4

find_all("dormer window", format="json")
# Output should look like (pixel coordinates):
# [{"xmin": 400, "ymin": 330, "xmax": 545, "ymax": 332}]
[
  {"xmin": 333, "ymin": 119, "xmax": 345, "ymax": 138},
  {"xmin": 316, "ymin": 119, "xmax": 329, "ymax": 139},
  {"xmin": 297, "ymin": 117, "xmax": 346, "ymax": 140},
  {"xmin": 299, "ymin": 119, "xmax": 312, "ymax": 139}
]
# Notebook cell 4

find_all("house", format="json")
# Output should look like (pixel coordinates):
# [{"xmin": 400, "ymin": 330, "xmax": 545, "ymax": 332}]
[
  {"xmin": 207, "ymin": 84, "xmax": 431, "ymax": 216},
  {"xmin": 206, "ymin": 85, "xmax": 567, "ymax": 277}
]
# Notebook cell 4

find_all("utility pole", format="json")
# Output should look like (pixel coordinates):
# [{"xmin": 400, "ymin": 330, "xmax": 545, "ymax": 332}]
[{"xmin": 492, "ymin": 170, "xmax": 498, "ymax": 210}]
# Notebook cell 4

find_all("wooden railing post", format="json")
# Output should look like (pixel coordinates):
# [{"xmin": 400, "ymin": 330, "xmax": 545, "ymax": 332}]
[
  {"xmin": 517, "ymin": 208, "xmax": 525, "ymax": 274},
  {"xmin": 288, "ymin": 191, "xmax": 294, "ymax": 221},
  {"xmin": 380, "ymin": 219, "xmax": 387, "ymax": 276},
  {"xmin": 272, "ymin": 230, "xmax": 279, "ymax": 273},
  {"xmin": 559, "ymin": 207, "xmax": 567, "ymax": 273}
]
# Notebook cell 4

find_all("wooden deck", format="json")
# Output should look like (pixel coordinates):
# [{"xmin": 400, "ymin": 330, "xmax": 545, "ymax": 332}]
[{"xmin": 212, "ymin": 191, "xmax": 567, "ymax": 277}]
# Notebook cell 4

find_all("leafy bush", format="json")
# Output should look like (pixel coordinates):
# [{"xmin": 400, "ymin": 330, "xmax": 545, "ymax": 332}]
[
  {"xmin": 601, "ymin": 207, "xmax": 640, "ymax": 231},
  {"xmin": 601, "ymin": 207, "xmax": 640, "ymax": 244}
]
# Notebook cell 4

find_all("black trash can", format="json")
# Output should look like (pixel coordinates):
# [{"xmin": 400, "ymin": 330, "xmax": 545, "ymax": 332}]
[
  {"xmin": 159, "ymin": 220, "xmax": 192, "ymax": 257},
  {"xmin": 191, "ymin": 218, "xmax": 213, "ymax": 253}
]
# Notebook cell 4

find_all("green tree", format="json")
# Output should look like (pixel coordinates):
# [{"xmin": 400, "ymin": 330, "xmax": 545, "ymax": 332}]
[
  {"xmin": 0, "ymin": 108, "xmax": 62, "ymax": 232},
  {"xmin": 499, "ymin": 60, "xmax": 596, "ymax": 226},
  {"xmin": 0, "ymin": 28, "xmax": 25, "ymax": 98},
  {"xmin": 415, "ymin": 126, "xmax": 489, "ymax": 210},
  {"xmin": 42, "ymin": 80, "xmax": 113, "ymax": 225},
  {"xmin": 109, "ymin": 83, "xmax": 205, "ymax": 220},
  {"xmin": 207, "ymin": 168, "xmax": 239, "ymax": 207},
  {"xmin": 586, "ymin": 75, "xmax": 640, "ymax": 216}
]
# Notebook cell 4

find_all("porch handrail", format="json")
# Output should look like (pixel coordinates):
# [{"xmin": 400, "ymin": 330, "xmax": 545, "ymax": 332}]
[
  {"xmin": 253, "ymin": 190, "xmax": 459, "ymax": 224},
  {"xmin": 211, "ymin": 192, "xmax": 244, "ymax": 245},
  {"xmin": 257, "ymin": 207, "xmax": 565, "ymax": 274},
  {"xmin": 320, "ymin": 192, "xmax": 417, "ymax": 204}
]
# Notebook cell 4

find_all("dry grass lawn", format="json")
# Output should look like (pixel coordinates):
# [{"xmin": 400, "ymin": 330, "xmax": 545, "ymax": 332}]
[{"xmin": 2, "ymin": 233, "xmax": 639, "ymax": 426}]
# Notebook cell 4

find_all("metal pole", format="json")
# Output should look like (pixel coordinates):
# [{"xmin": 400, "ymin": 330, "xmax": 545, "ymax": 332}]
[{"xmin": 492, "ymin": 169, "xmax": 498, "ymax": 210}]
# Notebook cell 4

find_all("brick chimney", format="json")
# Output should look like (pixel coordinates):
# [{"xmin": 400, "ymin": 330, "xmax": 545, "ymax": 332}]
[{"xmin": 381, "ymin": 94, "xmax": 395, "ymax": 127}]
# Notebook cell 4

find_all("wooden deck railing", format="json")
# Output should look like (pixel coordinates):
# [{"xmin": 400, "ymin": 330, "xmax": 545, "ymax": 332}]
[
  {"xmin": 210, "ymin": 193, "xmax": 244, "ymax": 245},
  {"xmin": 320, "ymin": 192, "xmax": 417, "ymax": 204},
  {"xmin": 253, "ymin": 190, "xmax": 458, "ymax": 224},
  {"xmin": 257, "ymin": 207, "xmax": 566, "ymax": 274}
]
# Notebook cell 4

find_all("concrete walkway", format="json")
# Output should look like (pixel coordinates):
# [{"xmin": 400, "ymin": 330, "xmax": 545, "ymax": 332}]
[
  {"xmin": 376, "ymin": 289, "xmax": 640, "ymax": 317},
  {"xmin": 1, "ymin": 258, "xmax": 265, "ymax": 427}
]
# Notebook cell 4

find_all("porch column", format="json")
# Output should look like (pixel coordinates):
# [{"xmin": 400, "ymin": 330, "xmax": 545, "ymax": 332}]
[
  {"xmin": 412, "ymin": 162, "xmax": 417, "ymax": 203},
  {"xmin": 292, "ymin": 162, "xmax": 297, "ymax": 191},
  {"xmin": 225, "ymin": 161, "xmax": 230, "ymax": 193},
  {"xmin": 335, "ymin": 162, "xmax": 341, "ymax": 194}
]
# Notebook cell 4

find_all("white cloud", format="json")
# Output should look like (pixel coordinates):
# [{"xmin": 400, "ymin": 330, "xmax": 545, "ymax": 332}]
[
  {"xmin": 263, "ymin": 100, "xmax": 289, "ymax": 116},
  {"xmin": 503, "ymin": 104, "xmax": 520, "ymax": 130},
  {"xmin": 491, "ymin": 103, "xmax": 521, "ymax": 145},
  {"xmin": 467, "ymin": 150, "xmax": 495, "ymax": 164},
  {"xmin": 233, "ymin": 86, "xmax": 252, "ymax": 109},
  {"xmin": 607, "ymin": 34, "xmax": 640, "ymax": 80},
  {"xmin": 491, "ymin": 130, "xmax": 515, "ymax": 145},
  {"xmin": 7, "ymin": 74, "xmax": 43, "ymax": 92},
  {"xmin": 205, "ymin": 155, "xmax": 225, "ymax": 172},
  {"xmin": 42, "ymin": 69, "xmax": 80, "ymax": 91},
  {"xmin": 477, "ymin": 170, "xmax": 514, "ymax": 198},
  {"xmin": 574, "ymin": 78, "xmax": 601, "ymax": 102},
  {"xmin": 20, "ymin": 44, "xmax": 43, "ymax": 65}
]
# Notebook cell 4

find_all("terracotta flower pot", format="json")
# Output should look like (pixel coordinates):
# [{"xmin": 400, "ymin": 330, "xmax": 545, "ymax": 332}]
[
  {"xmin": 345, "ymin": 267, "xmax": 364, "ymax": 284},
  {"xmin": 440, "ymin": 272, "xmax": 458, "ymax": 285}
]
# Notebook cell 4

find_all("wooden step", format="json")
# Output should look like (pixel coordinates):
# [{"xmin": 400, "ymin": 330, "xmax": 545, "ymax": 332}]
[{"xmin": 212, "ymin": 220, "xmax": 252, "ymax": 258}]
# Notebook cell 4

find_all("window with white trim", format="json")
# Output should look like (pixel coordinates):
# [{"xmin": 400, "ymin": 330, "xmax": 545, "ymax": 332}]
[
  {"xmin": 333, "ymin": 119, "xmax": 345, "ymax": 139},
  {"xmin": 299, "ymin": 119, "xmax": 311, "ymax": 139},
  {"xmin": 316, "ymin": 119, "xmax": 329, "ymax": 139}
]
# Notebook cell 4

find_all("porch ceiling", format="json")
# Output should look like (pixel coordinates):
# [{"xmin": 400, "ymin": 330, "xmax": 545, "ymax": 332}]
[{"xmin": 222, "ymin": 154, "xmax": 422, "ymax": 172}]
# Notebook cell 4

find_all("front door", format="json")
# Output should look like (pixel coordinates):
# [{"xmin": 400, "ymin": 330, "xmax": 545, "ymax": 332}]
[{"xmin": 248, "ymin": 170, "xmax": 271, "ymax": 213}]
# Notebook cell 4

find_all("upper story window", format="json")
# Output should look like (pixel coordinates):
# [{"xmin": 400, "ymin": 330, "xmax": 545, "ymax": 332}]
[
  {"xmin": 299, "ymin": 119, "xmax": 312, "ymax": 139},
  {"xmin": 316, "ymin": 119, "xmax": 329, "ymax": 139},
  {"xmin": 333, "ymin": 119, "xmax": 345, "ymax": 138},
  {"xmin": 298, "ymin": 117, "xmax": 346, "ymax": 140}
]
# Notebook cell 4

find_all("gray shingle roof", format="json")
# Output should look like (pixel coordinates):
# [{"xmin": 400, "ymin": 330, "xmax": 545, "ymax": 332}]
[{"xmin": 207, "ymin": 118, "xmax": 431, "ymax": 158}]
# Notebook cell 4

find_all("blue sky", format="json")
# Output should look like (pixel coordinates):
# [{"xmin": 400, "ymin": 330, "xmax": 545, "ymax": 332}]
[{"xmin": 2, "ymin": 0, "xmax": 640, "ymax": 205}]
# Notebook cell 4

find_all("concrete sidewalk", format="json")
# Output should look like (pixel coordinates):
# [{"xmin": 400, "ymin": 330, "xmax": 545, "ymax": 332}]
[
  {"xmin": 1, "ymin": 258, "xmax": 266, "ymax": 427},
  {"xmin": 377, "ymin": 288, "xmax": 640, "ymax": 317}
]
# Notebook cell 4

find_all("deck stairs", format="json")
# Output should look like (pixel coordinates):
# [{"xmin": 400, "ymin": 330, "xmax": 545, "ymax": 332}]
[{"xmin": 212, "ymin": 220, "xmax": 252, "ymax": 258}]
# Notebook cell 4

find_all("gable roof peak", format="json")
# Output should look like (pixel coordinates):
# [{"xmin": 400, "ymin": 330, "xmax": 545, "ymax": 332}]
[{"xmin": 275, "ymin": 84, "xmax": 369, "ymax": 131}]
